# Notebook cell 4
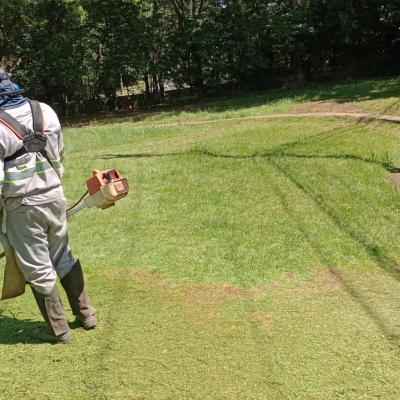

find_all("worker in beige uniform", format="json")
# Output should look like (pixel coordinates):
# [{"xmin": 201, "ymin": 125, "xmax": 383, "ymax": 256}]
[{"xmin": 0, "ymin": 68, "xmax": 96, "ymax": 344}]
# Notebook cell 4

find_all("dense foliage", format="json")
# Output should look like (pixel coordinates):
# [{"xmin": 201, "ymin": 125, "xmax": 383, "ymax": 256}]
[{"xmin": 1, "ymin": 0, "xmax": 400, "ymax": 114}]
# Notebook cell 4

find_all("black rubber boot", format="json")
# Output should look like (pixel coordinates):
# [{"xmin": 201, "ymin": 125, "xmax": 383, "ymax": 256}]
[
  {"xmin": 30, "ymin": 285, "xmax": 73, "ymax": 344},
  {"xmin": 60, "ymin": 259, "xmax": 97, "ymax": 330}
]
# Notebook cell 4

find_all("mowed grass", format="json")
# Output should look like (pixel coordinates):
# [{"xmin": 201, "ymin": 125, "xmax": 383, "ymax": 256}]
[{"xmin": 2, "ymin": 82, "xmax": 400, "ymax": 398}]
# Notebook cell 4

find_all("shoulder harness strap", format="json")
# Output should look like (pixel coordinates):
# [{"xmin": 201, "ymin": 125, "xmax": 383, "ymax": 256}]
[
  {"xmin": 0, "ymin": 109, "xmax": 28, "ymax": 140},
  {"xmin": 0, "ymin": 100, "xmax": 48, "ymax": 162},
  {"xmin": 29, "ymin": 100, "xmax": 43, "ymax": 135}
]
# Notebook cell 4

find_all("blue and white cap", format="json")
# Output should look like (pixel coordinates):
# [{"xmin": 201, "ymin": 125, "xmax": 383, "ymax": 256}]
[{"xmin": 0, "ymin": 68, "xmax": 29, "ymax": 110}]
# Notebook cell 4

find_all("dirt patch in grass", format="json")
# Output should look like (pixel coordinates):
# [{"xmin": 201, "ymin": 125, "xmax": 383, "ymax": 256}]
[
  {"xmin": 99, "ymin": 267, "xmax": 251, "ymax": 319},
  {"xmin": 99, "ymin": 266, "xmax": 344, "ymax": 313},
  {"xmin": 323, "ymin": 268, "xmax": 345, "ymax": 285},
  {"xmin": 301, "ymin": 268, "xmax": 346, "ymax": 295},
  {"xmin": 390, "ymin": 169, "xmax": 400, "ymax": 189},
  {"xmin": 123, "ymin": 267, "xmax": 247, "ymax": 300},
  {"xmin": 245, "ymin": 312, "xmax": 274, "ymax": 326}
]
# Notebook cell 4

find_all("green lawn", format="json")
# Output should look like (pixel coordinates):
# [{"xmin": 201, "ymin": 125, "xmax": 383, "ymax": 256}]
[{"xmin": 2, "ymin": 78, "xmax": 400, "ymax": 399}]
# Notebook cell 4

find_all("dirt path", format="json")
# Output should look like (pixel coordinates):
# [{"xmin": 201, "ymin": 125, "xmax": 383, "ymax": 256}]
[
  {"xmin": 248, "ymin": 112, "xmax": 400, "ymax": 124},
  {"xmin": 72, "ymin": 112, "xmax": 400, "ymax": 129},
  {"xmin": 146, "ymin": 112, "xmax": 400, "ymax": 128}
]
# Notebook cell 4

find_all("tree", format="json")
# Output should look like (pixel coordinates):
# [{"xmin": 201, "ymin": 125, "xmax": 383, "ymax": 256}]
[
  {"xmin": 1, "ymin": 0, "xmax": 89, "ymax": 114},
  {"xmin": 2, "ymin": 0, "xmax": 400, "ymax": 115}
]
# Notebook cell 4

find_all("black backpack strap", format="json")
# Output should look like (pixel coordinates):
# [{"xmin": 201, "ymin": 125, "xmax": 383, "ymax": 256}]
[{"xmin": 29, "ymin": 100, "xmax": 43, "ymax": 134}]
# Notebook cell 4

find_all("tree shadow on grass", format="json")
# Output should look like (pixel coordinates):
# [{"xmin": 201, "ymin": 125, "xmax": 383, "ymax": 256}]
[
  {"xmin": 267, "ymin": 157, "xmax": 400, "ymax": 349},
  {"xmin": 0, "ymin": 310, "xmax": 81, "ymax": 345},
  {"xmin": 328, "ymin": 264, "xmax": 400, "ymax": 349}
]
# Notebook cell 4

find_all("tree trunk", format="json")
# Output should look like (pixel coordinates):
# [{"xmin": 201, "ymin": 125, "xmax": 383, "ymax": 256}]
[
  {"xmin": 346, "ymin": 0, "xmax": 357, "ymax": 78},
  {"xmin": 170, "ymin": 0, "xmax": 204, "ymax": 94},
  {"xmin": 120, "ymin": 74, "xmax": 124, "ymax": 95},
  {"xmin": 144, "ymin": 73, "xmax": 150, "ymax": 97},
  {"xmin": 159, "ymin": 74, "xmax": 165, "ymax": 102},
  {"xmin": 191, "ymin": 43, "xmax": 204, "ymax": 94},
  {"xmin": 90, "ymin": 41, "xmax": 106, "ymax": 113},
  {"xmin": 291, "ymin": 50, "xmax": 305, "ymax": 87},
  {"xmin": 288, "ymin": 0, "xmax": 305, "ymax": 87},
  {"xmin": 152, "ymin": 74, "xmax": 159, "ymax": 98}
]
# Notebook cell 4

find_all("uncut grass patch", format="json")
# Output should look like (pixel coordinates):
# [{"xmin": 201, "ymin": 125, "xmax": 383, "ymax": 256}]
[{"xmin": 2, "ymin": 111, "xmax": 400, "ymax": 398}]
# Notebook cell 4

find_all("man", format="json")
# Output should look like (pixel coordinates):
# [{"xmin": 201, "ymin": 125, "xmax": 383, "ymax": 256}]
[{"xmin": 0, "ymin": 68, "xmax": 96, "ymax": 344}]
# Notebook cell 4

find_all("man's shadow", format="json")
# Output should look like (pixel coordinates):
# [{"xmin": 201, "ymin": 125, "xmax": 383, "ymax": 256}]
[{"xmin": 0, "ymin": 311, "xmax": 81, "ymax": 344}]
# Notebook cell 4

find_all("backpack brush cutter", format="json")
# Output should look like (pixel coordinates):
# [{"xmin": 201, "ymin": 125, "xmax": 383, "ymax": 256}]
[
  {"xmin": 0, "ymin": 168, "xmax": 129, "ymax": 300},
  {"xmin": 66, "ymin": 168, "xmax": 130, "ymax": 218}
]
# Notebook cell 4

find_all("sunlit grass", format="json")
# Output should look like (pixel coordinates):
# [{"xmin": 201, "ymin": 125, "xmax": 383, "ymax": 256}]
[{"xmin": 2, "ymin": 83, "xmax": 400, "ymax": 398}]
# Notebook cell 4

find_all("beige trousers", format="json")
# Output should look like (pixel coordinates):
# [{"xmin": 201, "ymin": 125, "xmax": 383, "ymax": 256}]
[{"xmin": 6, "ymin": 198, "xmax": 75, "ymax": 295}]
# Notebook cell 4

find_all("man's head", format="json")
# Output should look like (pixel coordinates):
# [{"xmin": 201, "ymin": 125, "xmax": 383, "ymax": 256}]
[{"xmin": 0, "ymin": 68, "xmax": 29, "ymax": 110}]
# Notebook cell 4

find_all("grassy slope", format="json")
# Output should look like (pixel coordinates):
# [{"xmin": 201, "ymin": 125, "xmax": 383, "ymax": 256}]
[{"xmin": 2, "ymin": 78, "xmax": 400, "ymax": 399}]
